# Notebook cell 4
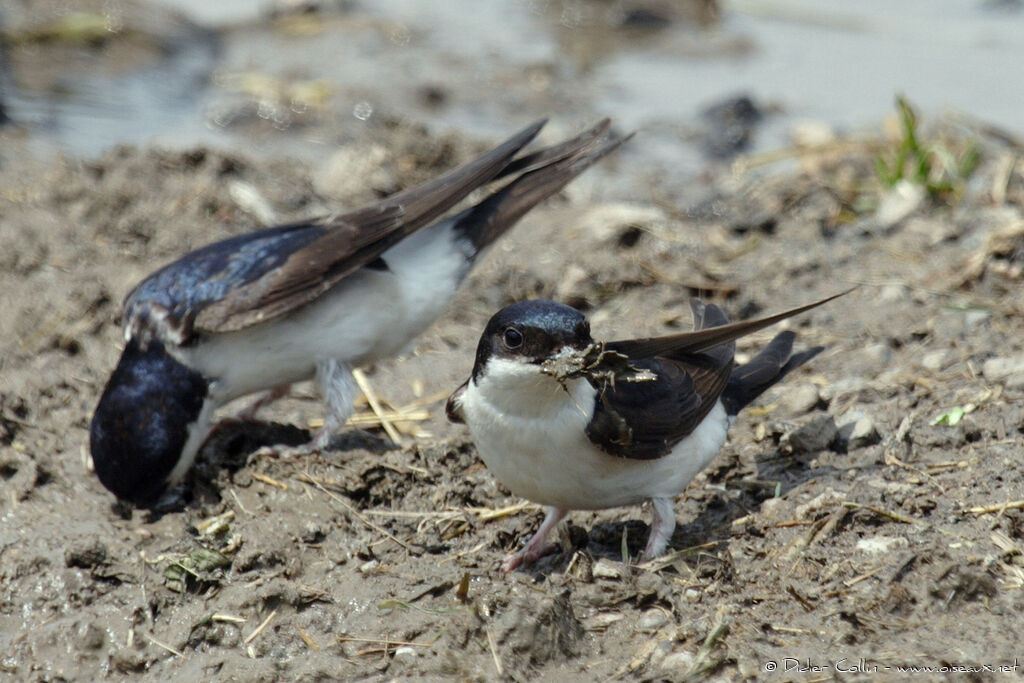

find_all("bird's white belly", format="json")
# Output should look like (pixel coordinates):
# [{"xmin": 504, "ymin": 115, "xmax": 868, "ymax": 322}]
[
  {"xmin": 462, "ymin": 367, "xmax": 731, "ymax": 510},
  {"xmin": 179, "ymin": 219, "xmax": 473, "ymax": 402}
]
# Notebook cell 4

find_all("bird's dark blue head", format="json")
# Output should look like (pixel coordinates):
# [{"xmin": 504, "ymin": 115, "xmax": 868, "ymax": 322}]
[
  {"xmin": 90, "ymin": 338, "xmax": 209, "ymax": 506},
  {"xmin": 472, "ymin": 300, "xmax": 592, "ymax": 380}
]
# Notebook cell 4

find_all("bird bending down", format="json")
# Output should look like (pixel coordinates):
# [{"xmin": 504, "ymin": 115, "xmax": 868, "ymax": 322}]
[
  {"xmin": 447, "ymin": 290, "xmax": 849, "ymax": 572},
  {"xmin": 90, "ymin": 119, "xmax": 628, "ymax": 505}
]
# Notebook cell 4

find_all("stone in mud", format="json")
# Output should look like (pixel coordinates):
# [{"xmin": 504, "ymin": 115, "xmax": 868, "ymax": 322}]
[
  {"xmin": 785, "ymin": 415, "xmax": 838, "ymax": 454},
  {"xmin": 838, "ymin": 412, "xmax": 881, "ymax": 449},
  {"xmin": 983, "ymin": 354, "xmax": 1024, "ymax": 382},
  {"xmin": 779, "ymin": 383, "xmax": 820, "ymax": 415}
]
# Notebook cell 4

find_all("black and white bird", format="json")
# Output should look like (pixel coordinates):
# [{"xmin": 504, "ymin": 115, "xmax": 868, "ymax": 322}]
[
  {"xmin": 90, "ymin": 119, "xmax": 627, "ymax": 505},
  {"xmin": 446, "ymin": 291, "xmax": 847, "ymax": 572}
]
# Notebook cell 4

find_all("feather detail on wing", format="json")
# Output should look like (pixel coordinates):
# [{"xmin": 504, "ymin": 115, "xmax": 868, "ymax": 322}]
[
  {"xmin": 585, "ymin": 300, "xmax": 735, "ymax": 460},
  {"xmin": 585, "ymin": 290, "xmax": 850, "ymax": 459}
]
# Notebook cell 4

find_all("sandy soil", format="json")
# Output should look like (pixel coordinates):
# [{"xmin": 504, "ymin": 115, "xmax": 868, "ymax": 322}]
[{"xmin": 2, "ymin": 108, "xmax": 1024, "ymax": 681}]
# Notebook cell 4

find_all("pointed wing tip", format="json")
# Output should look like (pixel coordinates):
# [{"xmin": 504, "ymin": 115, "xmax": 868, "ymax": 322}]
[
  {"xmin": 568, "ymin": 129, "xmax": 631, "ymax": 172},
  {"xmin": 592, "ymin": 117, "xmax": 613, "ymax": 136},
  {"xmin": 524, "ymin": 118, "xmax": 548, "ymax": 137}
]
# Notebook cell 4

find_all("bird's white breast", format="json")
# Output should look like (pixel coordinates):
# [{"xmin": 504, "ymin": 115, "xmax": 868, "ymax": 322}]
[
  {"xmin": 177, "ymin": 219, "xmax": 474, "ymax": 403},
  {"xmin": 459, "ymin": 359, "xmax": 731, "ymax": 510}
]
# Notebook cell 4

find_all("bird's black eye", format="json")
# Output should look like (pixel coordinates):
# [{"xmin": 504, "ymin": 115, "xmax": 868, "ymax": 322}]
[{"xmin": 502, "ymin": 327, "xmax": 524, "ymax": 349}]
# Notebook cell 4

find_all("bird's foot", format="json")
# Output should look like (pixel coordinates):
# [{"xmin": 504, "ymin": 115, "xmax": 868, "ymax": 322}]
[
  {"xmin": 500, "ymin": 506, "xmax": 568, "ymax": 573},
  {"xmin": 249, "ymin": 421, "xmax": 337, "ymax": 460},
  {"xmin": 501, "ymin": 542, "xmax": 556, "ymax": 573}
]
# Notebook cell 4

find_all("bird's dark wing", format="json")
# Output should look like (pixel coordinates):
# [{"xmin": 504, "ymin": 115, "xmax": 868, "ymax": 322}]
[
  {"xmin": 585, "ymin": 300, "xmax": 734, "ymax": 460},
  {"xmin": 124, "ymin": 218, "xmax": 343, "ymax": 344},
  {"xmin": 125, "ymin": 120, "xmax": 542, "ymax": 339},
  {"xmin": 191, "ymin": 120, "xmax": 552, "ymax": 333},
  {"xmin": 127, "ymin": 119, "xmax": 621, "ymax": 339},
  {"xmin": 586, "ymin": 290, "xmax": 850, "ymax": 460}
]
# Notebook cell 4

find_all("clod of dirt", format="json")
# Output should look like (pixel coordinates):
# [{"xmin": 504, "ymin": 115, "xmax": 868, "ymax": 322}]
[
  {"xmin": 65, "ymin": 540, "xmax": 109, "ymax": 569},
  {"xmin": 931, "ymin": 565, "xmax": 999, "ymax": 609},
  {"xmin": 494, "ymin": 590, "xmax": 584, "ymax": 665},
  {"xmin": 110, "ymin": 645, "xmax": 153, "ymax": 674},
  {"xmin": 540, "ymin": 343, "xmax": 656, "ymax": 387},
  {"xmin": 0, "ymin": 452, "xmax": 41, "ymax": 501}
]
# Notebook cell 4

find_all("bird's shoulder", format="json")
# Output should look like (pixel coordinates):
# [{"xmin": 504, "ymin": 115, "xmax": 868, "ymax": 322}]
[{"xmin": 124, "ymin": 220, "xmax": 330, "ymax": 345}]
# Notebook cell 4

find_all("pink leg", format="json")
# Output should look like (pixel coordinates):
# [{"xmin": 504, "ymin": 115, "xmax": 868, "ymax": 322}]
[
  {"xmin": 641, "ymin": 497, "xmax": 676, "ymax": 560},
  {"xmin": 308, "ymin": 412, "xmax": 340, "ymax": 450},
  {"xmin": 234, "ymin": 385, "xmax": 291, "ymax": 421},
  {"xmin": 501, "ymin": 506, "xmax": 568, "ymax": 573},
  {"xmin": 250, "ymin": 410, "xmax": 339, "ymax": 460}
]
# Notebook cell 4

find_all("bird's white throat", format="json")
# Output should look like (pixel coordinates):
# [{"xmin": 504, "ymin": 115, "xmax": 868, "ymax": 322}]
[{"xmin": 472, "ymin": 356, "xmax": 594, "ymax": 421}]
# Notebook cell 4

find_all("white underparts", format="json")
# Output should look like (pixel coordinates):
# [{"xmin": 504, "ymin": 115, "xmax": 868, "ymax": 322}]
[
  {"xmin": 461, "ymin": 358, "xmax": 731, "ymax": 512},
  {"xmin": 177, "ymin": 218, "xmax": 473, "ymax": 411}
]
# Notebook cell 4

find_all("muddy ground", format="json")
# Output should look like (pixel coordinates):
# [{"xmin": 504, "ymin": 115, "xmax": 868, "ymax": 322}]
[{"xmin": 2, "ymin": 105, "xmax": 1024, "ymax": 681}]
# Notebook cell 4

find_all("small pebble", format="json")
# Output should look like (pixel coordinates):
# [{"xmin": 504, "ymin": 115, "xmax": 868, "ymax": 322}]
[
  {"xmin": 582, "ymin": 202, "xmax": 667, "ymax": 243},
  {"xmin": 779, "ymin": 383, "xmax": 819, "ymax": 415},
  {"xmin": 875, "ymin": 179, "xmax": 925, "ymax": 227},
  {"xmin": 984, "ymin": 354, "xmax": 1024, "ymax": 382},
  {"xmin": 554, "ymin": 264, "xmax": 592, "ymax": 306},
  {"xmin": 358, "ymin": 560, "xmax": 380, "ymax": 574},
  {"xmin": 856, "ymin": 342, "xmax": 892, "ymax": 368},
  {"xmin": 964, "ymin": 309, "xmax": 991, "ymax": 332},
  {"xmin": 846, "ymin": 416, "xmax": 881, "ymax": 448},
  {"xmin": 393, "ymin": 646, "xmax": 418, "ymax": 660},
  {"xmin": 819, "ymin": 376, "xmax": 868, "ymax": 403},
  {"xmin": 592, "ymin": 558, "xmax": 625, "ymax": 580},
  {"xmin": 791, "ymin": 119, "xmax": 836, "ymax": 147},
  {"xmin": 920, "ymin": 349, "xmax": 951, "ymax": 372},
  {"xmin": 65, "ymin": 541, "xmax": 109, "ymax": 569},
  {"xmin": 878, "ymin": 284, "xmax": 906, "ymax": 302},
  {"xmin": 637, "ymin": 609, "xmax": 668, "ymax": 631},
  {"xmin": 856, "ymin": 535, "xmax": 908, "ymax": 554},
  {"xmin": 759, "ymin": 497, "xmax": 790, "ymax": 521},
  {"xmin": 905, "ymin": 216, "xmax": 957, "ymax": 245},
  {"xmin": 660, "ymin": 650, "xmax": 696, "ymax": 671},
  {"xmin": 314, "ymin": 144, "xmax": 392, "ymax": 202}
]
